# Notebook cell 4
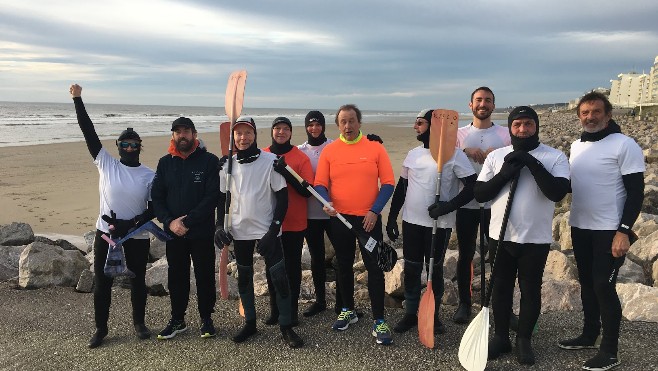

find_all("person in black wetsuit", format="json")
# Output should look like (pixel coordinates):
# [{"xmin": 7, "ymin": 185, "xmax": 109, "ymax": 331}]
[{"xmin": 70, "ymin": 84, "xmax": 155, "ymax": 349}]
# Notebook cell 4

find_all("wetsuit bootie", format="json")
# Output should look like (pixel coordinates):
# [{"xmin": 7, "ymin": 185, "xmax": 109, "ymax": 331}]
[
  {"xmin": 303, "ymin": 301, "xmax": 326, "ymax": 317},
  {"xmin": 232, "ymin": 319, "xmax": 257, "ymax": 343},
  {"xmin": 88, "ymin": 327, "xmax": 108, "ymax": 349},
  {"xmin": 281, "ymin": 326, "xmax": 304, "ymax": 348},
  {"xmin": 393, "ymin": 313, "xmax": 417, "ymax": 333},
  {"xmin": 516, "ymin": 337, "xmax": 536, "ymax": 365},
  {"xmin": 134, "ymin": 323, "xmax": 151, "ymax": 340}
]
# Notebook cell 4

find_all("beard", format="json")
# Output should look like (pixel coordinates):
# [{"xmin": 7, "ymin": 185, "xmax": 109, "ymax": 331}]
[
  {"xmin": 175, "ymin": 137, "xmax": 194, "ymax": 152},
  {"xmin": 472, "ymin": 107, "xmax": 492, "ymax": 120}
]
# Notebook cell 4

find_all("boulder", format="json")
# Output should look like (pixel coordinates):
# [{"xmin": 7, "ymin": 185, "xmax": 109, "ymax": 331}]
[
  {"xmin": 543, "ymin": 250, "xmax": 578, "ymax": 281},
  {"xmin": 0, "ymin": 222, "xmax": 35, "ymax": 246},
  {"xmin": 616, "ymin": 283, "xmax": 658, "ymax": 323},
  {"xmin": 384, "ymin": 259, "xmax": 404, "ymax": 297},
  {"xmin": 145, "ymin": 257, "xmax": 169, "ymax": 294},
  {"xmin": 628, "ymin": 229, "xmax": 658, "ymax": 265},
  {"xmin": 149, "ymin": 237, "xmax": 166, "ymax": 261},
  {"xmin": 513, "ymin": 279, "xmax": 582, "ymax": 314},
  {"xmin": 441, "ymin": 278, "xmax": 458, "ymax": 306},
  {"xmin": 18, "ymin": 242, "xmax": 89, "ymax": 288},
  {"xmin": 653, "ymin": 259, "xmax": 658, "ymax": 287},
  {"xmin": 642, "ymin": 186, "xmax": 658, "ymax": 215},
  {"xmin": 558, "ymin": 212, "xmax": 573, "ymax": 251},
  {"xmin": 83, "ymin": 230, "xmax": 96, "ymax": 253},
  {"xmin": 301, "ymin": 246, "xmax": 311, "ymax": 271},
  {"xmin": 0, "ymin": 245, "xmax": 27, "ymax": 280},
  {"xmin": 75, "ymin": 269, "xmax": 94, "ymax": 293},
  {"xmin": 617, "ymin": 258, "xmax": 646, "ymax": 284},
  {"xmin": 443, "ymin": 250, "xmax": 459, "ymax": 281}
]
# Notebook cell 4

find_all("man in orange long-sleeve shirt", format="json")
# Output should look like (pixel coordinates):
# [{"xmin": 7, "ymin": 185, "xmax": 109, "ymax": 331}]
[{"xmin": 314, "ymin": 104, "xmax": 396, "ymax": 345}]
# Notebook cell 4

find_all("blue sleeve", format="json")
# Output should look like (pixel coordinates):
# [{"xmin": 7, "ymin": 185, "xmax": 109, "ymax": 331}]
[
  {"xmin": 370, "ymin": 184, "xmax": 394, "ymax": 214},
  {"xmin": 314, "ymin": 185, "xmax": 330, "ymax": 202}
]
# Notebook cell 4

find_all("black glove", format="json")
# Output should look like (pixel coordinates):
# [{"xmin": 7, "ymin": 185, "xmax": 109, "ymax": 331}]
[
  {"xmin": 214, "ymin": 226, "xmax": 233, "ymax": 249},
  {"xmin": 427, "ymin": 201, "xmax": 452, "ymax": 219},
  {"xmin": 272, "ymin": 155, "xmax": 288, "ymax": 175},
  {"xmin": 256, "ymin": 224, "xmax": 279, "ymax": 255},
  {"xmin": 101, "ymin": 210, "xmax": 134, "ymax": 239},
  {"xmin": 498, "ymin": 159, "xmax": 524, "ymax": 181},
  {"xmin": 504, "ymin": 150, "xmax": 542, "ymax": 173},
  {"xmin": 218, "ymin": 155, "xmax": 228, "ymax": 172},
  {"xmin": 385, "ymin": 223, "xmax": 399, "ymax": 242},
  {"xmin": 366, "ymin": 133, "xmax": 383, "ymax": 144}
]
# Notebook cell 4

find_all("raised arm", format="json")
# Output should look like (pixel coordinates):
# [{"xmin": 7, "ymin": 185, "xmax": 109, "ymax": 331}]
[{"xmin": 70, "ymin": 84, "xmax": 102, "ymax": 159}]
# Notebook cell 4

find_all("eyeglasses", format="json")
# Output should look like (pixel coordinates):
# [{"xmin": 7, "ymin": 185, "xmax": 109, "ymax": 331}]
[{"xmin": 119, "ymin": 141, "xmax": 141, "ymax": 149}]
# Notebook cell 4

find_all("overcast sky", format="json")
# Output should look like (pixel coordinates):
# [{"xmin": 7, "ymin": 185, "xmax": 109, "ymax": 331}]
[{"xmin": 1, "ymin": 0, "xmax": 657, "ymax": 111}]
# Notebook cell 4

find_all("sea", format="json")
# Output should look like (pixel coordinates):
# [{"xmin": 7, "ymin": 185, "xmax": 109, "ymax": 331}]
[{"xmin": 0, "ymin": 101, "xmax": 478, "ymax": 147}]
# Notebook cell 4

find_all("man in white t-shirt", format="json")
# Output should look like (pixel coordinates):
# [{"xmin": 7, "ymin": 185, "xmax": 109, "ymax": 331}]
[
  {"xmin": 215, "ymin": 117, "xmax": 304, "ymax": 348},
  {"xmin": 475, "ymin": 106, "xmax": 570, "ymax": 365},
  {"xmin": 386, "ymin": 109, "xmax": 477, "ymax": 335},
  {"xmin": 559, "ymin": 92, "xmax": 645, "ymax": 371},
  {"xmin": 453, "ymin": 87, "xmax": 511, "ymax": 324}
]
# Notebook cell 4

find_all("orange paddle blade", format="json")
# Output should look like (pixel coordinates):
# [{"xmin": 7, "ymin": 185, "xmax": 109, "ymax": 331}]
[
  {"xmin": 225, "ymin": 70, "xmax": 247, "ymax": 123},
  {"xmin": 219, "ymin": 248, "xmax": 229, "ymax": 299},
  {"xmin": 418, "ymin": 285, "xmax": 435, "ymax": 348},
  {"xmin": 429, "ymin": 109, "xmax": 459, "ymax": 172},
  {"xmin": 219, "ymin": 121, "xmax": 230, "ymax": 156},
  {"xmin": 239, "ymin": 298, "xmax": 245, "ymax": 317}
]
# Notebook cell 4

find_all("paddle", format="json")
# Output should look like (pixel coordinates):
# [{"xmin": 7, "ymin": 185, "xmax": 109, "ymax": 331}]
[
  {"xmin": 458, "ymin": 174, "xmax": 520, "ymax": 371},
  {"xmin": 280, "ymin": 163, "xmax": 397, "ymax": 272},
  {"xmin": 479, "ymin": 204, "xmax": 486, "ymax": 306},
  {"xmin": 223, "ymin": 70, "xmax": 247, "ymax": 316},
  {"xmin": 418, "ymin": 109, "xmax": 459, "ymax": 349},
  {"xmin": 218, "ymin": 121, "xmax": 231, "ymax": 300}
]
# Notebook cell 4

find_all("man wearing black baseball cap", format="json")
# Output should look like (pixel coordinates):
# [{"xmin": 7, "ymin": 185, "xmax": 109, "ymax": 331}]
[
  {"xmin": 151, "ymin": 116, "xmax": 220, "ymax": 341},
  {"xmin": 474, "ymin": 106, "xmax": 570, "ymax": 365}
]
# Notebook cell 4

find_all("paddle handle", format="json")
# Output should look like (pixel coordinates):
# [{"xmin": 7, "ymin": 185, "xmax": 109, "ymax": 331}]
[{"xmin": 483, "ymin": 175, "xmax": 519, "ymax": 307}]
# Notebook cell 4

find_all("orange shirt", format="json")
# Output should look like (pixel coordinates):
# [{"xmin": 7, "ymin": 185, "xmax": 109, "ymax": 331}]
[
  {"xmin": 263, "ymin": 146, "xmax": 315, "ymax": 232},
  {"xmin": 314, "ymin": 136, "xmax": 395, "ymax": 216}
]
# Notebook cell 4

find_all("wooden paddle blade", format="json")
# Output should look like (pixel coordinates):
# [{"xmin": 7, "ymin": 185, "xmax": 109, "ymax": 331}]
[
  {"xmin": 219, "ymin": 121, "xmax": 230, "ymax": 156},
  {"xmin": 225, "ymin": 70, "xmax": 247, "ymax": 122},
  {"xmin": 429, "ymin": 109, "xmax": 459, "ymax": 172},
  {"xmin": 418, "ymin": 285, "xmax": 435, "ymax": 348},
  {"xmin": 219, "ymin": 248, "xmax": 229, "ymax": 299},
  {"xmin": 458, "ymin": 307, "xmax": 490, "ymax": 371}
]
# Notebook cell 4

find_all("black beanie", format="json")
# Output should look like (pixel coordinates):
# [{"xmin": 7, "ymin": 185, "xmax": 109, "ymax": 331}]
[
  {"xmin": 272, "ymin": 116, "xmax": 293, "ymax": 130},
  {"xmin": 117, "ymin": 128, "xmax": 141, "ymax": 142},
  {"xmin": 507, "ymin": 106, "xmax": 540, "ymax": 152}
]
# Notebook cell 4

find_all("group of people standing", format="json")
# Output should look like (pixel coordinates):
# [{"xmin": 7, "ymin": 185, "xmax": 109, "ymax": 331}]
[{"xmin": 72, "ymin": 83, "xmax": 644, "ymax": 371}]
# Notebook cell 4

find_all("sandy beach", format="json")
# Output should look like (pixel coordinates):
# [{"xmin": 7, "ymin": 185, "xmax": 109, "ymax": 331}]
[{"xmin": 0, "ymin": 123, "xmax": 417, "ymax": 236}]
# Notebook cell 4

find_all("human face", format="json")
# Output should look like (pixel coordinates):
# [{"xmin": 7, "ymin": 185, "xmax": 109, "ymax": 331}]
[
  {"xmin": 306, "ymin": 122, "xmax": 323, "ymax": 138},
  {"xmin": 272, "ymin": 123, "xmax": 292, "ymax": 144},
  {"xmin": 510, "ymin": 118, "xmax": 537, "ymax": 138},
  {"xmin": 469, "ymin": 90, "xmax": 495, "ymax": 120},
  {"xmin": 414, "ymin": 118, "xmax": 429, "ymax": 135},
  {"xmin": 172, "ymin": 126, "xmax": 196, "ymax": 153},
  {"xmin": 337, "ymin": 109, "xmax": 361, "ymax": 141},
  {"xmin": 578, "ymin": 100, "xmax": 611, "ymax": 134},
  {"xmin": 233, "ymin": 124, "xmax": 255, "ymax": 150}
]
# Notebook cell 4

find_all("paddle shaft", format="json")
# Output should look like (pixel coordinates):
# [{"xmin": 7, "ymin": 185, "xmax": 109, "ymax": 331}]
[
  {"xmin": 479, "ymin": 204, "xmax": 486, "ymax": 306},
  {"xmin": 483, "ymin": 175, "xmax": 519, "ymax": 307}
]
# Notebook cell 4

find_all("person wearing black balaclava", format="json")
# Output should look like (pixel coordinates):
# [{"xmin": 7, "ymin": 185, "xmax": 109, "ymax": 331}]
[
  {"xmin": 559, "ymin": 92, "xmax": 645, "ymax": 371},
  {"xmin": 474, "ymin": 106, "xmax": 570, "ymax": 365},
  {"xmin": 262, "ymin": 117, "xmax": 313, "ymax": 327},
  {"xmin": 70, "ymin": 84, "xmax": 155, "ymax": 349},
  {"xmin": 385, "ymin": 109, "xmax": 476, "ymax": 335},
  {"xmin": 215, "ymin": 116, "xmax": 304, "ymax": 348}
]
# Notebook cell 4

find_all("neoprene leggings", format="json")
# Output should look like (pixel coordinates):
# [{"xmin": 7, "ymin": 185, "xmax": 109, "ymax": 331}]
[
  {"xmin": 489, "ymin": 238, "xmax": 549, "ymax": 340},
  {"xmin": 330, "ymin": 214, "xmax": 386, "ymax": 319},
  {"xmin": 265, "ymin": 230, "xmax": 304, "ymax": 316},
  {"xmin": 305, "ymin": 219, "xmax": 332, "ymax": 302},
  {"xmin": 165, "ymin": 237, "xmax": 216, "ymax": 320},
  {"xmin": 93, "ymin": 230, "xmax": 149, "ymax": 329},
  {"xmin": 571, "ymin": 227, "xmax": 623, "ymax": 354},
  {"xmin": 455, "ymin": 208, "xmax": 490, "ymax": 305}
]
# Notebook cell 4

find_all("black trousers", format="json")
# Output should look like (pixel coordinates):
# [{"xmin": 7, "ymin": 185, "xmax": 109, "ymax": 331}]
[
  {"xmin": 455, "ymin": 208, "xmax": 490, "ymax": 305},
  {"xmin": 305, "ymin": 219, "xmax": 332, "ymax": 302},
  {"xmin": 571, "ymin": 227, "xmax": 623, "ymax": 354},
  {"xmin": 489, "ymin": 238, "xmax": 549, "ymax": 340},
  {"xmin": 401, "ymin": 221, "xmax": 451, "ymax": 314},
  {"xmin": 265, "ymin": 230, "xmax": 305, "ymax": 315},
  {"xmin": 93, "ymin": 230, "xmax": 149, "ymax": 329},
  {"xmin": 165, "ymin": 237, "xmax": 216, "ymax": 321}
]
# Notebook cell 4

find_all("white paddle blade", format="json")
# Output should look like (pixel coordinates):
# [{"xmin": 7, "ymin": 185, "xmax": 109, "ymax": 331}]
[{"xmin": 458, "ymin": 307, "xmax": 490, "ymax": 371}]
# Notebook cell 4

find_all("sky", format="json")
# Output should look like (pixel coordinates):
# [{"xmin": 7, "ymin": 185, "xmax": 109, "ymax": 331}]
[{"xmin": 1, "ymin": 0, "xmax": 657, "ymax": 111}]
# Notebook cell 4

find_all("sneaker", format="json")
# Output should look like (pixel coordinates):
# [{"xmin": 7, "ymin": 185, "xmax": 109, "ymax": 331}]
[
  {"xmin": 452, "ymin": 303, "xmax": 471, "ymax": 324},
  {"xmin": 393, "ymin": 313, "xmax": 417, "ymax": 333},
  {"xmin": 332, "ymin": 308, "xmax": 358, "ymax": 331},
  {"xmin": 558, "ymin": 334, "xmax": 600, "ymax": 350},
  {"xmin": 200, "ymin": 318, "xmax": 216, "ymax": 338},
  {"xmin": 157, "ymin": 319, "xmax": 188, "ymax": 340},
  {"xmin": 372, "ymin": 319, "xmax": 393, "ymax": 345},
  {"xmin": 582, "ymin": 351, "xmax": 620, "ymax": 371}
]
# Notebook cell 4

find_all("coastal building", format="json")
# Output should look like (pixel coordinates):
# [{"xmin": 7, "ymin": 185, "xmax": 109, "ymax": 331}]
[
  {"xmin": 609, "ymin": 72, "xmax": 649, "ymax": 108},
  {"xmin": 650, "ymin": 56, "xmax": 658, "ymax": 102}
]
